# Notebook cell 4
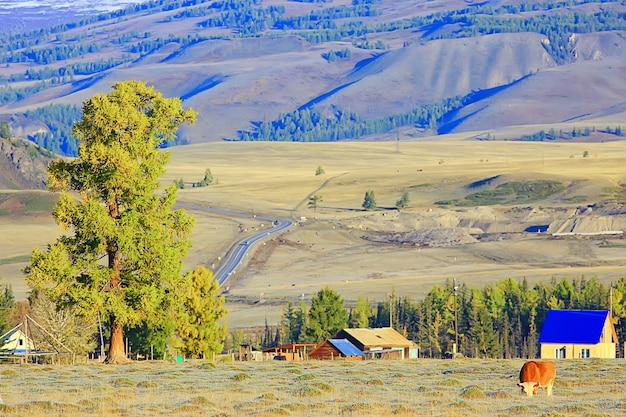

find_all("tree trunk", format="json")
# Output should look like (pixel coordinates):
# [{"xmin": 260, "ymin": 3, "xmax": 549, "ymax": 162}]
[{"xmin": 106, "ymin": 317, "xmax": 128, "ymax": 364}]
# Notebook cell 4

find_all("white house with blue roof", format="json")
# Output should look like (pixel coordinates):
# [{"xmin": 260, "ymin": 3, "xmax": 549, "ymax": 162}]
[{"xmin": 539, "ymin": 310, "xmax": 618, "ymax": 359}]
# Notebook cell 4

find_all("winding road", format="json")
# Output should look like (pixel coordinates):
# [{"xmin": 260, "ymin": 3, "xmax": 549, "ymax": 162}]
[{"xmin": 175, "ymin": 203, "xmax": 293, "ymax": 286}]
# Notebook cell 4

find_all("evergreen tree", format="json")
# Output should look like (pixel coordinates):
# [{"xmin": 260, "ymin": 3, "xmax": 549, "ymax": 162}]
[
  {"xmin": 0, "ymin": 284, "xmax": 16, "ymax": 335},
  {"xmin": 395, "ymin": 191, "xmax": 410, "ymax": 210},
  {"xmin": 308, "ymin": 195, "xmax": 323, "ymax": 212},
  {"xmin": 0, "ymin": 120, "xmax": 11, "ymax": 139},
  {"xmin": 280, "ymin": 300, "xmax": 306, "ymax": 343},
  {"xmin": 304, "ymin": 287, "xmax": 348, "ymax": 343},
  {"xmin": 362, "ymin": 190, "xmax": 376, "ymax": 210},
  {"xmin": 24, "ymin": 80, "xmax": 197, "ymax": 364},
  {"xmin": 175, "ymin": 266, "xmax": 228, "ymax": 359},
  {"xmin": 348, "ymin": 296, "xmax": 371, "ymax": 328}
]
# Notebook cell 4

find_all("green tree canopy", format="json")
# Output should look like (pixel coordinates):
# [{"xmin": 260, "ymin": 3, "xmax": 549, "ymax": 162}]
[
  {"xmin": 308, "ymin": 195, "xmax": 323, "ymax": 212},
  {"xmin": 0, "ymin": 120, "xmax": 11, "ymax": 139},
  {"xmin": 348, "ymin": 296, "xmax": 371, "ymax": 328},
  {"xmin": 362, "ymin": 190, "xmax": 376, "ymax": 210},
  {"xmin": 395, "ymin": 191, "xmax": 410, "ymax": 210},
  {"xmin": 175, "ymin": 266, "xmax": 228, "ymax": 359},
  {"xmin": 0, "ymin": 284, "xmax": 16, "ymax": 335},
  {"xmin": 304, "ymin": 287, "xmax": 348, "ymax": 343},
  {"xmin": 24, "ymin": 80, "xmax": 197, "ymax": 363}
]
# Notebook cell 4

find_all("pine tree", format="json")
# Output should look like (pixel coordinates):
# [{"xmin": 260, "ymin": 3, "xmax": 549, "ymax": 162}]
[
  {"xmin": 395, "ymin": 191, "xmax": 410, "ymax": 210},
  {"xmin": 24, "ymin": 80, "xmax": 197, "ymax": 364},
  {"xmin": 304, "ymin": 287, "xmax": 348, "ymax": 343},
  {"xmin": 0, "ymin": 284, "xmax": 16, "ymax": 335},
  {"xmin": 348, "ymin": 296, "xmax": 371, "ymax": 328},
  {"xmin": 362, "ymin": 190, "xmax": 376, "ymax": 210},
  {"xmin": 175, "ymin": 266, "xmax": 228, "ymax": 359}
]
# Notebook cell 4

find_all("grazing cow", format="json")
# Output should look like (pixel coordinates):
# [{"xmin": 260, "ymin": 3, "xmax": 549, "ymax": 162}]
[{"xmin": 518, "ymin": 360, "xmax": 556, "ymax": 397}]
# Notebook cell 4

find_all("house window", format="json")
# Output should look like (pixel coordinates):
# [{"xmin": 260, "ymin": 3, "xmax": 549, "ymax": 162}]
[
  {"xmin": 19, "ymin": 339, "xmax": 23, "ymax": 346},
  {"xmin": 555, "ymin": 347, "xmax": 566, "ymax": 359},
  {"xmin": 580, "ymin": 348, "xmax": 590, "ymax": 359}
]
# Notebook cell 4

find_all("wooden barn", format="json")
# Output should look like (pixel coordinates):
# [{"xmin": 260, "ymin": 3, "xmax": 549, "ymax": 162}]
[
  {"xmin": 334, "ymin": 327, "xmax": 419, "ymax": 359},
  {"xmin": 539, "ymin": 310, "xmax": 618, "ymax": 359},
  {"xmin": 308, "ymin": 338, "xmax": 364, "ymax": 360},
  {"xmin": 309, "ymin": 327, "xmax": 419, "ymax": 360}
]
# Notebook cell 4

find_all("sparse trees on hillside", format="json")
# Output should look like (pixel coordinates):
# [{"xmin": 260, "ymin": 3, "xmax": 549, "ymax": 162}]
[
  {"xmin": 362, "ymin": 190, "xmax": 376, "ymax": 210},
  {"xmin": 0, "ymin": 120, "xmax": 11, "ymax": 139},
  {"xmin": 24, "ymin": 80, "xmax": 197, "ymax": 364},
  {"xmin": 395, "ymin": 191, "xmax": 409, "ymax": 210},
  {"xmin": 308, "ymin": 195, "xmax": 323, "ymax": 212}
]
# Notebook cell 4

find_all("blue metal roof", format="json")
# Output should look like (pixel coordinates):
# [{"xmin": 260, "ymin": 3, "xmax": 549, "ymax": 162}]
[
  {"xmin": 539, "ymin": 310, "xmax": 609, "ymax": 344},
  {"xmin": 328, "ymin": 339, "xmax": 363, "ymax": 357}
]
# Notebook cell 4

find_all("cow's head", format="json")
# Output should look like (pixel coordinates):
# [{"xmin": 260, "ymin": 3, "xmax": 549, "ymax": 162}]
[{"xmin": 517, "ymin": 382, "xmax": 539, "ymax": 396}]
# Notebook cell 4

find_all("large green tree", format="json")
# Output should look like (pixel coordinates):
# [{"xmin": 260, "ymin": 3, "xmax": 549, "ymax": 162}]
[
  {"xmin": 24, "ymin": 80, "xmax": 197, "ymax": 363},
  {"xmin": 304, "ymin": 287, "xmax": 348, "ymax": 343}
]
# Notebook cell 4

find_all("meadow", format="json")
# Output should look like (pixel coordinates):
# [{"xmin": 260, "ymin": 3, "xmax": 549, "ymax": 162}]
[
  {"xmin": 0, "ymin": 358, "xmax": 624, "ymax": 416},
  {"xmin": 3, "ymin": 134, "xmax": 626, "ymax": 327}
]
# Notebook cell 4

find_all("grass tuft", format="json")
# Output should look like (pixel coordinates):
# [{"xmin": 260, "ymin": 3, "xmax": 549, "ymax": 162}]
[
  {"xmin": 230, "ymin": 372, "xmax": 251, "ymax": 381},
  {"xmin": 460, "ymin": 385, "xmax": 486, "ymax": 399}
]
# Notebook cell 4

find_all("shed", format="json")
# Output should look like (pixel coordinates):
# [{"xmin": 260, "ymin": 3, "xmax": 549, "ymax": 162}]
[
  {"xmin": 308, "ymin": 338, "xmax": 364, "ymax": 360},
  {"xmin": 262, "ymin": 343, "xmax": 316, "ymax": 361},
  {"xmin": 333, "ymin": 327, "xmax": 419, "ymax": 359},
  {"xmin": 539, "ymin": 310, "xmax": 618, "ymax": 359}
]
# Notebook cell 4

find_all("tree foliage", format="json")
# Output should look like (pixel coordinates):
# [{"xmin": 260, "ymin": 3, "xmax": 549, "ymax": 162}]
[
  {"xmin": 0, "ymin": 284, "xmax": 16, "ymax": 335},
  {"xmin": 0, "ymin": 121, "xmax": 12, "ymax": 139},
  {"xmin": 272, "ymin": 275, "xmax": 626, "ymax": 359},
  {"xmin": 304, "ymin": 287, "xmax": 348, "ymax": 343},
  {"xmin": 395, "ymin": 191, "xmax": 409, "ymax": 210},
  {"xmin": 29, "ymin": 288, "xmax": 97, "ymax": 358},
  {"xmin": 308, "ymin": 195, "xmax": 322, "ymax": 212},
  {"xmin": 362, "ymin": 190, "xmax": 376, "ymax": 210},
  {"xmin": 24, "ymin": 80, "xmax": 197, "ymax": 363},
  {"xmin": 175, "ymin": 266, "xmax": 228, "ymax": 358}
]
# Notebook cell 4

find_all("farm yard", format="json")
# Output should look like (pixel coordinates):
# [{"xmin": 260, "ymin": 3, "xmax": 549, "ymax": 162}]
[{"xmin": 0, "ymin": 358, "xmax": 624, "ymax": 416}]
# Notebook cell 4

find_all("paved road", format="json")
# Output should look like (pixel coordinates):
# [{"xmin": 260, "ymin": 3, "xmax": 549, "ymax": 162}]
[{"xmin": 175, "ymin": 203, "xmax": 293, "ymax": 286}]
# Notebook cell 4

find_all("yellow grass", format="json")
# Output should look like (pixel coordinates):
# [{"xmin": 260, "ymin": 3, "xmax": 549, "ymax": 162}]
[
  {"xmin": 2, "ymin": 136, "xmax": 626, "ymax": 327},
  {"xmin": 0, "ymin": 358, "xmax": 623, "ymax": 416}
]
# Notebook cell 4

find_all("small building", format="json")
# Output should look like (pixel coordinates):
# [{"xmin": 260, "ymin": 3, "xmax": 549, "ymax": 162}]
[
  {"xmin": 309, "ymin": 327, "xmax": 419, "ymax": 360},
  {"xmin": 262, "ymin": 343, "xmax": 317, "ymax": 361},
  {"xmin": 334, "ymin": 327, "xmax": 419, "ymax": 359},
  {"xmin": 539, "ymin": 310, "xmax": 618, "ymax": 359},
  {"xmin": 308, "ymin": 338, "xmax": 364, "ymax": 360}
]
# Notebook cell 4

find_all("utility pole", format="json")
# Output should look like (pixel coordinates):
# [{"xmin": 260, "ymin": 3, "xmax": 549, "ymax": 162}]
[
  {"xmin": 453, "ymin": 278, "xmax": 459, "ymax": 354},
  {"xmin": 389, "ymin": 293, "xmax": 394, "ymax": 329}
]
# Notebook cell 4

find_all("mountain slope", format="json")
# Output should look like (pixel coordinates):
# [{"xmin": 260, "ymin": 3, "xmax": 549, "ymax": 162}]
[{"xmin": 1, "ymin": 0, "xmax": 626, "ymax": 149}]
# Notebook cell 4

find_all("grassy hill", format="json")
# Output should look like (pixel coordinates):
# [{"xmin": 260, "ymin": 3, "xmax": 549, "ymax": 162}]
[
  {"xmin": 1, "ymin": 0, "xmax": 626, "ymax": 150},
  {"xmin": 2, "ymin": 0, "xmax": 626, "ymax": 329}
]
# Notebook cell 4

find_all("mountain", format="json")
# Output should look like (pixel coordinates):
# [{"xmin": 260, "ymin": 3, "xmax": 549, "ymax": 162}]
[
  {"xmin": 0, "ymin": 0, "xmax": 145, "ymax": 33},
  {"xmin": 1, "ymin": 0, "xmax": 626, "ymax": 153}
]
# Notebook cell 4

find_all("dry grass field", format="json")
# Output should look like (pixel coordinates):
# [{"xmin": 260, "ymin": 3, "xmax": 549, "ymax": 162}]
[
  {"xmin": 0, "ymin": 358, "xmax": 624, "ymax": 416},
  {"xmin": 2, "ymin": 133, "xmax": 626, "ymax": 328}
]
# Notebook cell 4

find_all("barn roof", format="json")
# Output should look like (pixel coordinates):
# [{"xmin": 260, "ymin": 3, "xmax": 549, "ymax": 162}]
[
  {"xmin": 338, "ymin": 328, "xmax": 415, "ymax": 347},
  {"xmin": 539, "ymin": 310, "xmax": 610, "ymax": 344},
  {"xmin": 328, "ymin": 339, "xmax": 363, "ymax": 357}
]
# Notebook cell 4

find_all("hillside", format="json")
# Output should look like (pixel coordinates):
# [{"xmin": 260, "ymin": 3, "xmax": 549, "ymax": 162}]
[
  {"xmin": 0, "ymin": 137, "xmax": 53, "ymax": 189},
  {"xmin": 0, "ymin": 0, "xmax": 626, "ymax": 152}
]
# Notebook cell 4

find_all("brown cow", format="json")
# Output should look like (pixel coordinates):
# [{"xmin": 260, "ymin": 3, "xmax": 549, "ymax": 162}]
[{"xmin": 517, "ymin": 360, "xmax": 556, "ymax": 397}]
